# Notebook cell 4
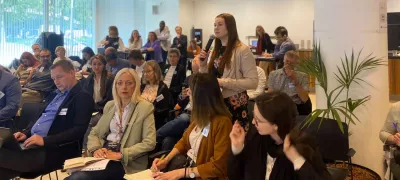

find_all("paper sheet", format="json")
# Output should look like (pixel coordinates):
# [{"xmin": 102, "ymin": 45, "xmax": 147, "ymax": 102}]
[
  {"xmin": 124, "ymin": 169, "xmax": 153, "ymax": 180},
  {"xmin": 81, "ymin": 159, "xmax": 110, "ymax": 171}
]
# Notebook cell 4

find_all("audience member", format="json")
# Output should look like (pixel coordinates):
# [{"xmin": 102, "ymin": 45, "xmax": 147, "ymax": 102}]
[
  {"xmin": 171, "ymin": 26, "xmax": 188, "ymax": 68},
  {"xmin": 104, "ymin": 47, "xmax": 130, "ymax": 75},
  {"xmin": 254, "ymin": 25, "xmax": 275, "ymax": 84},
  {"xmin": 380, "ymin": 102, "xmax": 400, "ymax": 145},
  {"xmin": 0, "ymin": 65, "xmax": 21, "ymax": 128},
  {"xmin": 14, "ymin": 52, "xmax": 41, "ymax": 85},
  {"xmin": 268, "ymin": 51, "xmax": 310, "ymax": 115},
  {"xmin": 67, "ymin": 68, "xmax": 156, "ymax": 179},
  {"xmin": 143, "ymin": 32, "xmax": 163, "ymax": 69},
  {"xmin": 140, "ymin": 60, "xmax": 170, "ymax": 130},
  {"xmin": 32, "ymin": 43, "xmax": 41, "ymax": 60},
  {"xmin": 127, "ymin": 49, "xmax": 146, "ymax": 81},
  {"xmin": 0, "ymin": 60, "xmax": 94, "ymax": 179},
  {"xmin": 151, "ymin": 73, "xmax": 232, "ymax": 180},
  {"xmin": 20, "ymin": 49, "xmax": 55, "ymax": 106},
  {"xmin": 156, "ymin": 57, "xmax": 200, "ymax": 151},
  {"xmin": 82, "ymin": 54, "xmax": 114, "ymax": 112},
  {"xmin": 154, "ymin": 21, "xmax": 171, "ymax": 63},
  {"xmin": 163, "ymin": 48, "xmax": 186, "ymax": 105},
  {"xmin": 263, "ymin": 26, "xmax": 296, "ymax": 68},
  {"xmin": 100, "ymin": 25, "xmax": 126, "ymax": 51},
  {"xmin": 198, "ymin": 13, "xmax": 258, "ymax": 130},
  {"xmin": 128, "ymin": 30, "xmax": 143, "ymax": 50},
  {"xmin": 228, "ymin": 92, "xmax": 331, "ymax": 180},
  {"xmin": 80, "ymin": 47, "xmax": 95, "ymax": 76},
  {"xmin": 187, "ymin": 39, "xmax": 201, "ymax": 56},
  {"xmin": 53, "ymin": 46, "xmax": 81, "ymax": 69},
  {"xmin": 247, "ymin": 66, "xmax": 266, "ymax": 100},
  {"xmin": 254, "ymin": 25, "xmax": 275, "ymax": 54}
]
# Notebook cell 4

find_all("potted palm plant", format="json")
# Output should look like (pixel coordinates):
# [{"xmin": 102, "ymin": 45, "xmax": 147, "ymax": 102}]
[{"xmin": 295, "ymin": 43, "xmax": 385, "ymax": 179}]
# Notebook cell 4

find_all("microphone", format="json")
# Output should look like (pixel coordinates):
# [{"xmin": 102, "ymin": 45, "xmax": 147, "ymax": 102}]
[{"xmin": 200, "ymin": 35, "xmax": 216, "ymax": 61}]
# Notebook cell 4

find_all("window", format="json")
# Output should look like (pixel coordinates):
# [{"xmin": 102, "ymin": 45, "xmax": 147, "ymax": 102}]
[{"xmin": 0, "ymin": 0, "xmax": 95, "ymax": 66}]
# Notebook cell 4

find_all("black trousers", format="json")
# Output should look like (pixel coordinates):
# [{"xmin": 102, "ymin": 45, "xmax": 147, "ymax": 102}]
[
  {"xmin": 66, "ymin": 161, "xmax": 125, "ymax": 180},
  {"xmin": 0, "ymin": 146, "xmax": 46, "ymax": 180}
]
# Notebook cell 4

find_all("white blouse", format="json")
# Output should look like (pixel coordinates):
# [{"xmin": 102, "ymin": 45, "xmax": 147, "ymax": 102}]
[
  {"xmin": 106, "ymin": 103, "xmax": 131, "ymax": 143},
  {"xmin": 186, "ymin": 126, "xmax": 203, "ymax": 163}
]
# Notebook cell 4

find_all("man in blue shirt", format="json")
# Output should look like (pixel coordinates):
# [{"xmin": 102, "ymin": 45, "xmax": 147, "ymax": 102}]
[
  {"xmin": 0, "ymin": 65, "xmax": 21, "ymax": 127},
  {"xmin": 0, "ymin": 60, "xmax": 94, "ymax": 179}
]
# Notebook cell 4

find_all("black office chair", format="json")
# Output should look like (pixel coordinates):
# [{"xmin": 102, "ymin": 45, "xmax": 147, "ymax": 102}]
[
  {"xmin": 14, "ymin": 102, "xmax": 46, "ymax": 132},
  {"xmin": 297, "ymin": 117, "xmax": 354, "ymax": 180}
]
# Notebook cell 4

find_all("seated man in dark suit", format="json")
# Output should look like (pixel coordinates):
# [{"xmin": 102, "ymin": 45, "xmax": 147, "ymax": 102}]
[
  {"xmin": 0, "ymin": 65, "xmax": 21, "ymax": 128},
  {"xmin": 0, "ymin": 60, "xmax": 94, "ymax": 179},
  {"xmin": 162, "ymin": 48, "xmax": 186, "ymax": 105}
]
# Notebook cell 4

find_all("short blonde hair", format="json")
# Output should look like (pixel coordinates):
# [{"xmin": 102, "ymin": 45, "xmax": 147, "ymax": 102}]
[
  {"xmin": 284, "ymin": 50, "xmax": 298, "ymax": 60},
  {"xmin": 112, "ymin": 68, "xmax": 142, "ymax": 113},
  {"xmin": 143, "ymin": 60, "xmax": 163, "ymax": 85},
  {"xmin": 55, "ymin": 46, "xmax": 66, "ymax": 55}
]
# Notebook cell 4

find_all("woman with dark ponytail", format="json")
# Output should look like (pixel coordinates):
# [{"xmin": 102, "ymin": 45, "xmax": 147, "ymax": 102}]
[{"xmin": 228, "ymin": 92, "xmax": 331, "ymax": 180}]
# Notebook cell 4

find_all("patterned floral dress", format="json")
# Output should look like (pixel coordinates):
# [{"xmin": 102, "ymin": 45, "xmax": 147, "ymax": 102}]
[{"xmin": 213, "ymin": 46, "xmax": 250, "ymax": 131}]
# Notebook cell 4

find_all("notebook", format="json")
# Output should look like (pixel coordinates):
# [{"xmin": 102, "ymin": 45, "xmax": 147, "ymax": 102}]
[
  {"xmin": 66, "ymin": 159, "xmax": 110, "ymax": 173},
  {"xmin": 64, "ymin": 157, "xmax": 105, "ymax": 170},
  {"xmin": 124, "ymin": 169, "xmax": 153, "ymax": 180}
]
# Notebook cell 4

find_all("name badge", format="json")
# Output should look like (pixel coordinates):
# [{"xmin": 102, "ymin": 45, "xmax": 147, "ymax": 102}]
[
  {"xmin": 39, "ymin": 67, "xmax": 44, "ymax": 72},
  {"xmin": 173, "ymin": 71, "xmax": 177, "ymax": 75},
  {"xmin": 155, "ymin": 94, "xmax": 164, "ymax": 102},
  {"xmin": 202, "ymin": 124, "xmax": 210, "ymax": 137},
  {"xmin": 164, "ymin": 69, "xmax": 169, "ymax": 74},
  {"xmin": 58, "ymin": 108, "xmax": 68, "ymax": 115},
  {"xmin": 0, "ymin": 91, "xmax": 4, "ymax": 100},
  {"xmin": 288, "ymin": 82, "xmax": 296, "ymax": 88}
]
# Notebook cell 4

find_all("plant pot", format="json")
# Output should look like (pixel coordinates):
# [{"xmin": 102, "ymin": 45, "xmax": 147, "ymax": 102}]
[{"xmin": 328, "ymin": 163, "xmax": 381, "ymax": 180}]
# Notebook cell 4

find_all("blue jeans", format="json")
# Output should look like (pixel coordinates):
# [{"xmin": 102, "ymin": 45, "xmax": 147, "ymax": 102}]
[{"xmin": 156, "ymin": 113, "xmax": 190, "ymax": 150}]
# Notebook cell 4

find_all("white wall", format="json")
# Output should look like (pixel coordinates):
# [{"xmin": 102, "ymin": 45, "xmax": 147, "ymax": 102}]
[
  {"xmin": 96, "ymin": 0, "xmax": 179, "ymax": 50},
  {"xmin": 191, "ymin": 0, "xmax": 314, "ymax": 47},
  {"xmin": 388, "ymin": 0, "xmax": 400, "ymax": 12},
  {"xmin": 179, "ymin": 0, "xmax": 195, "ymax": 39}
]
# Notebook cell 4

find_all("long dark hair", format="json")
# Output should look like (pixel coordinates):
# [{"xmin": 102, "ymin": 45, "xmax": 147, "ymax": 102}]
[
  {"xmin": 208, "ymin": 13, "xmax": 240, "ymax": 74},
  {"xmin": 255, "ymin": 92, "xmax": 297, "ymax": 140},
  {"xmin": 19, "ymin": 52, "xmax": 37, "ymax": 66},
  {"xmin": 91, "ymin": 54, "xmax": 112, "ymax": 97},
  {"xmin": 289, "ymin": 129, "xmax": 329, "ymax": 177},
  {"xmin": 189, "ymin": 73, "xmax": 231, "ymax": 129},
  {"xmin": 82, "ymin": 47, "xmax": 95, "ymax": 60}
]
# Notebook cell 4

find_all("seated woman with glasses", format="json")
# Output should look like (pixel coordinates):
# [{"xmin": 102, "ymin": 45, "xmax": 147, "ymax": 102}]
[
  {"xmin": 151, "ymin": 73, "xmax": 232, "ymax": 180},
  {"xmin": 140, "ymin": 60, "xmax": 171, "ymax": 130},
  {"xmin": 66, "ymin": 68, "xmax": 156, "ymax": 180},
  {"xmin": 228, "ymin": 92, "xmax": 331, "ymax": 180}
]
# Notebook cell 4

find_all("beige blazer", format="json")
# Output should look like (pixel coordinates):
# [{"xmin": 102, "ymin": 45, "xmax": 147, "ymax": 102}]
[
  {"xmin": 200, "ymin": 42, "xmax": 258, "ymax": 98},
  {"xmin": 87, "ymin": 100, "xmax": 156, "ymax": 174}
]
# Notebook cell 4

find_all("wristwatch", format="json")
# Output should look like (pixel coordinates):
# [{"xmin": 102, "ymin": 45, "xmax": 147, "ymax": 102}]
[{"xmin": 189, "ymin": 168, "xmax": 195, "ymax": 178}]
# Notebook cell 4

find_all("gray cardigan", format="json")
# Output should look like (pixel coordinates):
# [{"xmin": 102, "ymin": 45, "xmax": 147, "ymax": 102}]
[
  {"xmin": 0, "ymin": 68, "xmax": 21, "ymax": 120},
  {"xmin": 380, "ymin": 102, "xmax": 400, "ymax": 143}
]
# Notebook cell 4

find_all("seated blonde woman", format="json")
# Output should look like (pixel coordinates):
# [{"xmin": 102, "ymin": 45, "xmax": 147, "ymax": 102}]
[{"xmin": 66, "ymin": 68, "xmax": 156, "ymax": 180}]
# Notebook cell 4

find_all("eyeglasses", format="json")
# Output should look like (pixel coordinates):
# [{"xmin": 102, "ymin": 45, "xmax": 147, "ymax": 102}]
[{"xmin": 40, "ymin": 55, "xmax": 51, "ymax": 58}]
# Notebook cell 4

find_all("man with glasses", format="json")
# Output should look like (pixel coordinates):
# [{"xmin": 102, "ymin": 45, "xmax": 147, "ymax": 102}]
[
  {"xmin": 163, "ymin": 48, "xmax": 186, "ymax": 105},
  {"xmin": 31, "ymin": 44, "xmax": 41, "ymax": 60},
  {"xmin": 21, "ymin": 49, "xmax": 56, "ymax": 107},
  {"xmin": 267, "ymin": 51, "xmax": 310, "ymax": 115}
]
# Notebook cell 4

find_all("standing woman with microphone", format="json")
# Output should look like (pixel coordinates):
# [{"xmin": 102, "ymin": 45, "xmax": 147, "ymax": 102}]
[{"xmin": 198, "ymin": 13, "xmax": 258, "ymax": 130}]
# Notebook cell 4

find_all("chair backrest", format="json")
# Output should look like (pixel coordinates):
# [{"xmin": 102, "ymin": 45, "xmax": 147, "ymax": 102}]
[
  {"xmin": 297, "ymin": 117, "xmax": 349, "ymax": 161},
  {"xmin": 15, "ymin": 102, "xmax": 46, "ymax": 131}
]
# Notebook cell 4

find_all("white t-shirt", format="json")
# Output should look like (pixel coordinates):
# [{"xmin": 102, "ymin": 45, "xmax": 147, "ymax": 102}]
[
  {"xmin": 163, "ymin": 66, "xmax": 177, "ymax": 88},
  {"xmin": 135, "ymin": 61, "xmax": 146, "ymax": 80}
]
